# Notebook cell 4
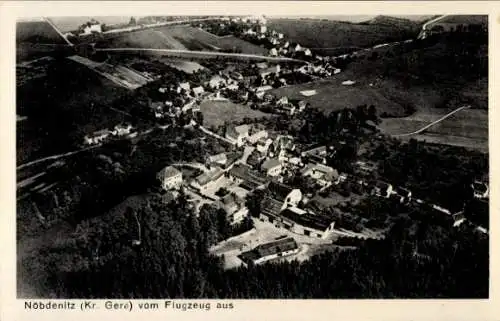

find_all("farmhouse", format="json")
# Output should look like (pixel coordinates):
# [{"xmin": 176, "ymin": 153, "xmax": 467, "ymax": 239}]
[
  {"xmin": 269, "ymin": 48, "xmax": 278, "ymax": 57},
  {"xmin": 301, "ymin": 163, "xmax": 339, "ymax": 187},
  {"xmin": 280, "ymin": 207, "xmax": 336, "ymax": 239},
  {"xmin": 192, "ymin": 86, "xmax": 205, "ymax": 96},
  {"xmin": 259, "ymin": 65, "xmax": 280, "ymax": 78},
  {"xmin": 256, "ymin": 138, "xmax": 274, "ymax": 154},
  {"xmin": 247, "ymin": 129, "xmax": 269, "ymax": 145},
  {"xmin": 342, "ymin": 80, "xmax": 356, "ymax": 86},
  {"xmin": 206, "ymin": 152, "xmax": 228, "ymax": 166},
  {"xmin": 226, "ymin": 124, "xmax": 250, "ymax": 147},
  {"xmin": 157, "ymin": 166, "xmax": 183, "ymax": 190},
  {"xmin": 261, "ymin": 158, "xmax": 282, "ymax": 177},
  {"xmin": 192, "ymin": 167, "xmax": 225, "ymax": 191},
  {"xmin": 255, "ymin": 85, "xmax": 273, "ymax": 93},
  {"xmin": 392, "ymin": 187, "xmax": 412, "ymax": 203},
  {"xmin": 228, "ymin": 163, "xmax": 269, "ymax": 191},
  {"xmin": 239, "ymin": 237, "xmax": 299, "ymax": 266},
  {"xmin": 83, "ymin": 129, "xmax": 111, "ymax": 145},
  {"xmin": 80, "ymin": 21, "xmax": 102, "ymax": 36},
  {"xmin": 177, "ymin": 82, "xmax": 191, "ymax": 93}
]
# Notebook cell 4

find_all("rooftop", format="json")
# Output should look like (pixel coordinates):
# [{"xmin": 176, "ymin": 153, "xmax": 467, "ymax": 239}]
[
  {"xmin": 239, "ymin": 237, "xmax": 298, "ymax": 263},
  {"xmin": 262, "ymin": 158, "xmax": 281, "ymax": 170},
  {"xmin": 196, "ymin": 167, "xmax": 224, "ymax": 186},
  {"xmin": 280, "ymin": 208, "xmax": 334, "ymax": 231},
  {"xmin": 158, "ymin": 165, "xmax": 181, "ymax": 179},
  {"xmin": 268, "ymin": 181, "xmax": 294, "ymax": 202}
]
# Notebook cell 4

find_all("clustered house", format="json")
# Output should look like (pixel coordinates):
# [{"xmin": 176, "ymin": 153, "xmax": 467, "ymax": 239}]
[
  {"xmin": 238, "ymin": 236, "xmax": 300, "ymax": 266},
  {"xmin": 225, "ymin": 124, "xmax": 250, "ymax": 147},
  {"xmin": 228, "ymin": 163, "xmax": 269, "ymax": 191},
  {"xmin": 157, "ymin": 166, "xmax": 183, "ymax": 190},
  {"xmin": 259, "ymin": 182, "xmax": 336, "ymax": 239},
  {"xmin": 191, "ymin": 167, "xmax": 225, "ymax": 192}
]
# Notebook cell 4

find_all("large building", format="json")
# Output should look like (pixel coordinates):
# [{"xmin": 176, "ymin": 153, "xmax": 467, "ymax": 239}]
[
  {"xmin": 157, "ymin": 166, "xmax": 183, "ymax": 190},
  {"xmin": 261, "ymin": 158, "xmax": 282, "ymax": 177},
  {"xmin": 228, "ymin": 164, "xmax": 269, "ymax": 191},
  {"xmin": 191, "ymin": 167, "xmax": 225, "ymax": 191},
  {"xmin": 225, "ymin": 124, "xmax": 250, "ymax": 147},
  {"xmin": 239, "ymin": 237, "xmax": 299, "ymax": 266}
]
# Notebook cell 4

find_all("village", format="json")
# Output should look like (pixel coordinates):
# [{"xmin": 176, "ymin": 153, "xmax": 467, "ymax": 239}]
[{"xmin": 75, "ymin": 15, "xmax": 489, "ymax": 269}]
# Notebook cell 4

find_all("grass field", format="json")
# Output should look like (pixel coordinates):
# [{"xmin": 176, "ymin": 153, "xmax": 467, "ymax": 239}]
[
  {"xmin": 267, "ymin": 17, "xmax": 420, "ymax": 53},
  {"xmin": 381, "ymin": 108, "xmax": 488, "ymax": 152},
  {"xmin": 17, "ymin": 20, "xmax": 68, "ymax": 44},
  {"xmin": 159, "ymin": 58, "xmax": 205, "ymax": 74},
  {"xmin": 270, "ymin": 72, "xmax": 441, "ymax": 117},
  {"xmin": 99, "ymin": 25, "xmax": 268, "ymax": 55},
  {"xmin": 199, "ymin": 100, "xmax": 269, "ymax": 127}
]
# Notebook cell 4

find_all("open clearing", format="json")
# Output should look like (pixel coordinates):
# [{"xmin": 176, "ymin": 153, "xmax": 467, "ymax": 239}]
[
  {"xmin": 210, "ymin": 218, "xmax": 338, "ymax": 269},
  {"xmin": 270, "ymin": 74, "xmax": 440, "ymax": 117},
  {"xmin": 99, "ymin": 25, "xmax": 268, "ymax": 55},
  {"xmin": 159, "ymin": 58, "xmax": 205, "ymax": 74},
  {"xmin": 381, "ymin": 108, "xmax": 488, "ymax": 152},
  {"xmin": 199, "ymin": 100, "xmax": 269, "ymax": 127}
]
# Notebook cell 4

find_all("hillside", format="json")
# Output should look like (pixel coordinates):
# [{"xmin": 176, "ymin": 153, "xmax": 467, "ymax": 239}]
[{"xmin": 267, "ymin": 18, "xmax": 421, "ymax": 55}]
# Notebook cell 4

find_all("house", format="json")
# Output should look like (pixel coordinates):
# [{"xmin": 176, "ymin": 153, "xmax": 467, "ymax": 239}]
[
  {"xmin": 472, "ymin": 181, "xmax": 489, "ymax": 199},
  {"xmin": 259, "ymin": 65, "xmax": 280, "ymax": 78},
  {"xmin": 297, "ymin": 100, "xmax": 308, "ymax": 112},
  {"xmin": 225, "ymin": 124, "xmax": 250, "ymax": 147},
  {"xmin": 276, "ymin": 96, "xmax": 288, "ymax": 106},
  {"xmin": 177, "ymin": 82, "xmax": 191, "ymax": 93},
  {"xmin": 283, "ymin": 41, "xmax": 290, "ymax": 48},
  {"xmin": 301, "ymin": 145, "xmax": 327, "ymax": 158},
  {"xmin": 83, "ymin": 129, "xmax": 111, "ymax": 145},
  {"xmin": 304, "ymin": 48, "xmax": 312, "ymax": 56},
  {"xmin": 217, "ymin": 193, "xmax": 247, "ymax": 224},
  {"xmin": 246, "ymin": 150, "xmax": 265, "ymax": 169},
  {"xmin": 279, "ymin": 207, "xmax": 336, "ymax": 239},
  {"xmin": 268, "ymin": 181, "xmax": 302, "ymax": 208},
  {"xmin": 269, "ymin": 48, "xmax": 278, "ymax": 57},
  {"xmin": 281, "ymin": 104, "xmax": 296, "ymax": 116},
  {"xmin": 206, "ymin": 152, "xmax": 228, "ymax": 166},
  {"xmin": 228, "ymin": 163, "xmax": 269, "ymax": 191},
  {"xmin": 261, "ymin": 158, "xmax": 282, "ymax": 177},
  {"xmin": 192, "ymin": 86, "xmax": 205, "ymax": 96},
  {"xmin": 301, "ymin": 163, "xmax": 339, "ymax": 187},
  {"xmin": 157, "ymin": 166, "xmax": 183, "ymax": 190},
  {"xmin": 278, "ymin": 33, "xmax": 284, "ymax": 39},
  {"xmin": 293, "ymin": 44, "xmax": 302, "ymax": 52},
  {"xmin": 256, "ymin": 138, "xmax": 274, "ymax": 154},
  {"xmin": 112, "ymin": 123, "xmax": 133, "ymax": 136},
  {"xmin": 392, "ymin": 187, "xmax": 412, "ymax": 203},
  {"xmin": 208, "ymin": 75, "xmax": 227, "ymax": 89},
  {"xmin": 372, "ymin": 181, "xmax": 393, "ymax": 198},
  {"xmin": 80, "ymin": 22, "xmax": 102, "ymax": 35},
  {"xmin": 247, "ymin": 129, "xmax": 269, "ymax": 144},
  {"xmin": 260, "ymin": 25, "xmax": 267, "ymax": 34},
  {"xmin": 191, "ymin": 167, "xmax": 225, "ymax": 191},
  {"xmin": 239, "ymin": 237, "xmax": 299, "ymax": 266}
]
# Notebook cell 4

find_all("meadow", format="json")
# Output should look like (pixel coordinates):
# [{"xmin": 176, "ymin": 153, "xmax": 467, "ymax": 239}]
[
  {"xmin": 199, "ymin": 100, "xmax": 269, "ymax": 127},
  {"xmin": 267, "ymin": 17, "xmax": 421, "ymax": 53},
  {"xmin": 98, "ymin": 25, "xmax": 268, "ymax": 55}
]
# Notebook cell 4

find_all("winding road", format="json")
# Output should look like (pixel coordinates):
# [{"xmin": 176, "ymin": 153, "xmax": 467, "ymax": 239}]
[{"xmin": 392, "ymin": 105, "xmax": 470, "ymax": 138}]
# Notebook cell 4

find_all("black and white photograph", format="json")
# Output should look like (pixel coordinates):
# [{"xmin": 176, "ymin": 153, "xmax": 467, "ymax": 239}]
[{"xmin": 15, "ymin": 11, "xmax": 489, "ymax": 300}]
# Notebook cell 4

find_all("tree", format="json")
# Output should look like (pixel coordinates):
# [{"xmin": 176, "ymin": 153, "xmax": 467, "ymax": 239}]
[{"xmin": 245, "ymin": 189, "xmax": 265, "ymax": 217}]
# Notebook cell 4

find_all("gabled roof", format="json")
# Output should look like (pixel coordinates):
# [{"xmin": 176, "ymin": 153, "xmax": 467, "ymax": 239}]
[
  {"xmin": 280, "ymin": 209, "xmax": 334, "ymax": 231},
  {"xmin": 268, "ymin": 181, "xmax": 294, "ymax": 202},
  {"xmin": 239, "ymin": 236, "xmax": 298, "ymax": 264},
  {"xmin": 196, "ymin": 167, "xmax": 224, "ymax": 186},
  {"xmin": 262, "ymin": 158, "xmax": 281, "ymax": 171},
  {"xmin": 158, "ymin": 165, "xmax": 181, "ymax": 179}
]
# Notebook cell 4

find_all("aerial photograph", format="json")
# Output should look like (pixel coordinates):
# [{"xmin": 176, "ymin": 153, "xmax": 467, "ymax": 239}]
[{"xmin": 16, "ymin": 14, "xmax": 489, "ymax": 299}]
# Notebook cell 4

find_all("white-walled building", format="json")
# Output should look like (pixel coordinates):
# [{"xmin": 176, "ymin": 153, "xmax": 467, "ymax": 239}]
[{"xmin": 157, "ymin": 166, "xmax": 183, "ymax": 190}]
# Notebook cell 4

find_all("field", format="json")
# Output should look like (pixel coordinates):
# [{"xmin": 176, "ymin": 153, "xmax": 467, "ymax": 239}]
[
  {"xmin": 99, "ymin": 25, "xmax": 268, "ymax": 55},
  {"xmin": 267, "ymin": 17, "xmax": 421, "ymax": 54},
  {"xmin": 270, "ymin": 72, "xmax": 441, "ymax": 117},
  {"xmin": 199, "ymin": 100, "xmax": 269, "ymax": 127},
  {"xmin": 17, "ymin": 20, "xmax": 68, "ymax": 44},
  {"xmin": 17, "ymin": 59, "xmax": 128, "ymax": 163},
  {"xmin": 380, "ymin": 108, "xmax": 488, "ymax": 152}
]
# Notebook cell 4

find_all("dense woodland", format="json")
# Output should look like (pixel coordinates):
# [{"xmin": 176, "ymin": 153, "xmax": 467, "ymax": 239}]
[{"xmin": 19, "ymin": 186, "xmax": 488, "ymax": 298}]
